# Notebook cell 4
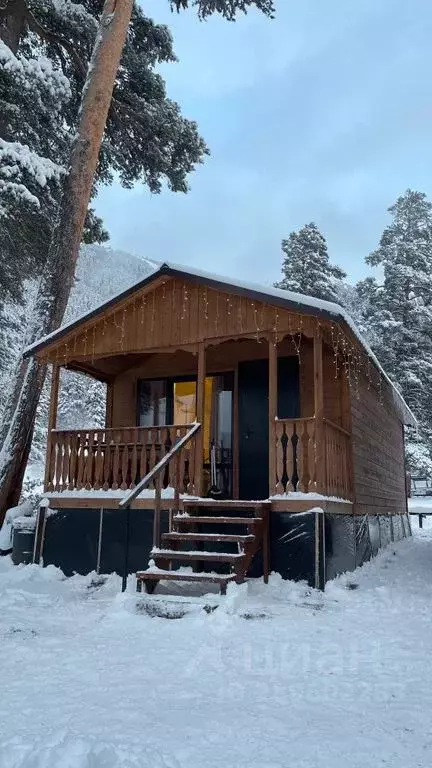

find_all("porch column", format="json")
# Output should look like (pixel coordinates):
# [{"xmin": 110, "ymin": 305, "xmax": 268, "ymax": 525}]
[
  {"xmin": 313, "ymin": 327, "xmax": 325, "ymax": 493},
  {"xmin": 268, "ymin": 336, "xmax": 278, "ymax": 497},
  {"xmin": 43, "ymin": 363, "xmax": 60, "ymax": 492},
  {"xmin": 195, "ymin": 342, "xmax": 205, "ymax": 496},
  {"xmin": 105, "ymin": 380, "xmax": 114, "ymax": 428}
]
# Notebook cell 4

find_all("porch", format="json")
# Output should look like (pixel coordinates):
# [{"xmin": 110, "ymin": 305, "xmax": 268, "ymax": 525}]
[{"xmin": 44, "ymin": 332, "xmax": 354, "ymax": 506}]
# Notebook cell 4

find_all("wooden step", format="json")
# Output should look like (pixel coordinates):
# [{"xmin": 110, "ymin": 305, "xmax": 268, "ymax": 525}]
[
  {"xmin": 151, "ymin": 548, "xmax": 246, "ymax": 563},
  {"xmin": 173, "ymin": 515, "xmax": 262, "ymax": 526},
  {"xmin": 161, "ymin": 532, "xmax": 255, "ymax": 544},
  {"xmin": 137, "ymin": 569, "xmax": 238, "ymax": 585},
  {"xmin": 183, "ymin": 499, "xmax": 270, "ymax": 509},
  {"xmin": 136, "ymin": 569, "xmax": 238, "ymax": 594}
]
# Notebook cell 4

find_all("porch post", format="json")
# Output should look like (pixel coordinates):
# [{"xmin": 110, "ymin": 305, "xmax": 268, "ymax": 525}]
[
  {"xmin": 195, "ymin": 342, "xmax": 205, "ymax": 496},
  {"xmin": 105, "ymin": 381, "xmax": 114, "ymax": 428},
  {"xmin": 313, "ymin": 327, "xmax": 325, "ymax": 493},
  {"xmin": 268, "ymin": 335, "xmax": 278, "ymax": 497},
  {"xmin": 43, "ymin": 363, "xmax": 60, "ymax": 492}
]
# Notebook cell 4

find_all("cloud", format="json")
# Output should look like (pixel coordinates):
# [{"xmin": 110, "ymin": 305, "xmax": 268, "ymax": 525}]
[{"xmin": 95, "ymin": 0, "xmax": 432, "ymax": 285}]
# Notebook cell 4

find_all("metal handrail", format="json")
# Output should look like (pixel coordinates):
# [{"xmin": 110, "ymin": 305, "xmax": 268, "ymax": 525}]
[{"xmin": 119, "ymin": 421, "xmax": 201, "ymax": 510}]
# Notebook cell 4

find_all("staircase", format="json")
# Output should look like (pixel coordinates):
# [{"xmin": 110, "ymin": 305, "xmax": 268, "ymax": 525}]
[{"xmin": 136, "ymin": 500, "xmax": 270, "ymax": 595}]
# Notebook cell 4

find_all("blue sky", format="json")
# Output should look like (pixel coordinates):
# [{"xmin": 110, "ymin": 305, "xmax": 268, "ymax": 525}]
[{"xmin": 95, "ymin": 0, "xmax": 432, "ymax": 285}]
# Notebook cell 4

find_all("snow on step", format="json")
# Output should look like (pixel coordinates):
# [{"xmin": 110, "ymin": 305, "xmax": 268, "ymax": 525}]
[
  {"xmin": 182, "ymin": 498, "xmax": 270, "ymax": 508},
  {"xmin": 161, "ymin": 532, "xmax": 255, "ymax": 543},
  {"xmin": 136, "ymin": 569, "xmax": 237, "ymax": 584},
  {"xmin": 151, "ymin": 548, "xmax": 246, "ymax": 562},
  {"xmin": 173, "ymin": 515, "xmax": 262, "ymax": 525}
]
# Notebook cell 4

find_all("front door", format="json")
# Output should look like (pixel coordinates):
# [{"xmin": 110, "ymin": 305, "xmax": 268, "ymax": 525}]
[{"xmin": 238, "ymin": 357, "xmax": 300, "ymax": 500}]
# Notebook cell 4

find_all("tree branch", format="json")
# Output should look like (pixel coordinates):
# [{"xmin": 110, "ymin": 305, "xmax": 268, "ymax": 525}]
[{"xmin": 0, "ymin": 0, "xmax": 87, "ymax": 77}]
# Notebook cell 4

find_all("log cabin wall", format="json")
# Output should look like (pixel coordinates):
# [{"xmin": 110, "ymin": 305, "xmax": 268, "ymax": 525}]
[{"xmin": 350, "ymin": 372, "xmax": 406, "ymax": 516}]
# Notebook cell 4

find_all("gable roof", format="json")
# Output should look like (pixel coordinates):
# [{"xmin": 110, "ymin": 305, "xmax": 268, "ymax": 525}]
[{"xmin": 23, "ymin": 261, "xmax": 416, "ymax": 426}]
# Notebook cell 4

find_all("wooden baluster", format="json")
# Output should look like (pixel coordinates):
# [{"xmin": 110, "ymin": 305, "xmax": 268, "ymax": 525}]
[
  {"xmin": 46, "ymin": 434, "xmax": 56, "ymax": 492},
  {"xmin": 187, "ymin": 438, "xmax": 196, "ymax": 495},
  {"xmin": 76, "ymin": 432, "xmax": 85, "ymax": 490},
  {"xmin": 307, "ymin": 419, "xmax": 316, "ymax": 492},
  {"xmin": 120, "ymin": 428, "xmax": 129, "ymax": 490},
  {"xmin": 296, "ymin": 422, "xmax": 306, "ymax": 492},
  {"xmin": 274, "ymin": 422, "xmax": 284, "ymax": 495},
  {"xmin": 103, "ymin": 430, "xmax": 111, "ymax": 490},
  {"xmin": 84, "ymin": 431, "xmax": 94, "ymax": 490},
  {"xmin": 112, "ymin": 430, "xmax": 120, "ymax": 490},
  {"xmin": 54, "ymin": 432, "xmax": 64, "ymax": 492},
  {"xmin": 130, "ymin": 433, "xmax": 138, "ymax": 488},
  {"xmin": 68, "ymin": 433, "xmax": 77, "ymax": 490},
  {"xmin": 93, "ymin": 431, "xmax": 103, "ymax": 490},
  {"xmin": 298, "ymin": 420, "xmax": 310, "ymax": 492},
  {"xmin": 149, "ymin": 428, "xmax": 157, "ymax": 476},
  {"xmin": 61, "ymin": 432, "xmax": 70, "ymax": 492},
  {"xmin": 285, "ymin": 422, "xmax": 295, "ymax": 493}
]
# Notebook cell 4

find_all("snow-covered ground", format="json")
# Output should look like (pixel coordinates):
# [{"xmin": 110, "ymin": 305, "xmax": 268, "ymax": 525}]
[{"xmin": 1, "ymin": 523, "xmax": 432, "ymax": 767}]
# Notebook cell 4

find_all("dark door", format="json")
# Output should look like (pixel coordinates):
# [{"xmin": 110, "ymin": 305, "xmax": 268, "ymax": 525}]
[{"xmin": 238, "ymin": 357, "xmax": 300, "ymax": 500}]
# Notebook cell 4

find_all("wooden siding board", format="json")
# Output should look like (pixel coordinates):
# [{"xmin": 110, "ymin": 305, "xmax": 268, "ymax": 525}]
[{"xmin": 350, "ymin": 370, "xmax": 406, "ymax": 516}]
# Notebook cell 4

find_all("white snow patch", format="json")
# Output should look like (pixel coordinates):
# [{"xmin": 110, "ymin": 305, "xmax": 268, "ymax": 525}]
[{"xmin": 0, "ymin": 531, "xmax": 431, "ymax": 767}]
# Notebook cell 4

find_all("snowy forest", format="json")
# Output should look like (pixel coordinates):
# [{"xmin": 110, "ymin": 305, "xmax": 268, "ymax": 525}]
[
  {"xmin": 1, "ymin": 0, "xmax": 431, "ymax": 507},
  {"xmin": 1, "ymin": 188, "xmax": 432, "ymax": 499}
]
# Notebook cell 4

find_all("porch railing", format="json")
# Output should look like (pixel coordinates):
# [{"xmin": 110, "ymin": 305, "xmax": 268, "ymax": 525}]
[
  {"xmin": 275, "ymin": 417, "xmax": 317, "ymax": 494},
  {"xmin": 45, "ymin": 425, "xmax": 198, "ymax": 494},
  {"xmin": 274, "ymin": 417, "xmax": 353, "ymax": 500},
  {"xmin": 323, "ymin": 418, "xmax": 353, "ymax": 500}
]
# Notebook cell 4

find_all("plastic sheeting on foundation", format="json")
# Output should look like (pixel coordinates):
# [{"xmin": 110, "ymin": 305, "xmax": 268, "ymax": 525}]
[
  {"xmin": 35, "ymin": 507, "xmax": 412, "ymax": 586},
  {"xmin": 326, "ymin": 512, "xmax": 411, "ymax": 580}
]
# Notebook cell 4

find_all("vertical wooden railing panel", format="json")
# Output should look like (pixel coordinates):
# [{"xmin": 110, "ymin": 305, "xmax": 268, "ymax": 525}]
[
  {"xmin": 323, "ymin": 419, "xmax": 353, "ymax": 500},
  {"xmin": 274, "ymin": 417, "xmax": 317, "ymax": 495},
  {"xmin": 47, "ymin": 425, "xmax": 197, "ymax": 495}
]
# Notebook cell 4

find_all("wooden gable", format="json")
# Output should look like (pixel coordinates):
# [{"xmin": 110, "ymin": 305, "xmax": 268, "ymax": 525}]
[{"xmin": 37, "ymin": 276, "xmax": 319, "ymax": 365}]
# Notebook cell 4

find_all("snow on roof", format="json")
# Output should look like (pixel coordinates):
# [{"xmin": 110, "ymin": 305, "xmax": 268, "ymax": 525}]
[{"xmin": 24, "ymin": 261, "xmax": 416, "ymax": 426}]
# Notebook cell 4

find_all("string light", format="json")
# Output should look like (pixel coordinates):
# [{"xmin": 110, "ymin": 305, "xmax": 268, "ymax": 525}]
[
  {"xmin": 91, "ymin": 326, "xmax": 96, "ymax": 363},
  {"xmin": 151, "ymin": 291, "xmax": 156, "ymax": 334},
  {"xmin": 273, "ymin": 308, "xmax": 280, "ymax": 346},
  {"xmin": 237, "ymin": 296, "xmax": 243, "ymax": 333},
  {"xmin": 215, "ymin": 294, "xmax": 219, "ymax": 334},
  {"xmin": 181, "ymin": 285, "xmax": 189, "ymax": 321},
  {"xmin": 203, "ymin": 288, "xmax": 209, "ymax": 321}
]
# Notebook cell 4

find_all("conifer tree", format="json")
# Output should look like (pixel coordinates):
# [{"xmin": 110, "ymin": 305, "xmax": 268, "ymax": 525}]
[
  {"xmin": 275, "ymin": 222, "xmax": 346, "ymax": 303},
  {"xmin": 0, "ymin": 0, "xmax": 276, "ymax": 515},
  {"xmin": 358, "ymin": 190, "xmax": 432, "ymax": 476}
]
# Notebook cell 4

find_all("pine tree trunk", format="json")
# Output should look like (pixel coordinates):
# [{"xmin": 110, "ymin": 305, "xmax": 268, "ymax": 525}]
[
  {"xmin": 0, "ymin": 0, "xmax": 26, "ymax": 54},
  {"xmin": 0, "ymin": 0, "xmax": 134, "ymax": 519}
]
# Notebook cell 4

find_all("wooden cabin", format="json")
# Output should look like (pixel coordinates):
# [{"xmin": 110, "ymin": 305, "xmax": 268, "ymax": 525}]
[{"xmin": 25, "ymin": 263, "xmax": 414, "ymax": 591}]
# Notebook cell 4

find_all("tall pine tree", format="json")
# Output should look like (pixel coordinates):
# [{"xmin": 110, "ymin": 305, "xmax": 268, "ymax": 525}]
[
  {"xmin": 275, "ymin": 222, "xmax": 346, "ymax": 302},
  {"xmin": 358, "ymin": 190, "xmax": 432, "ymax": 476},
  {"xmin": 0, "ymin": 2, "xmax": 209, "ymax": 305}
]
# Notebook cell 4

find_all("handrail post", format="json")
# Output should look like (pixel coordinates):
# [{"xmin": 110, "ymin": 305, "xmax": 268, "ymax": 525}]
[
  {"xmin": 195, "ymin": 342, "xmax": 205, "ymax": 496},
  {"xmin": 153, "ymin": 473, "xmax": 161, "ymax": 549},
  {"xmin": 268, "ymin": 335, "xmax": 278, "ymax": 497},
  {"xmin": 44, "ymin": 363, "xmax": 60, "ymax": 492}
]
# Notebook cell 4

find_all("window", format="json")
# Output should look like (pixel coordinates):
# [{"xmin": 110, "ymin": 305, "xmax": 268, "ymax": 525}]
[{"xmin": 137, "ymin": 380, "xmax": 167, "ymax": 426}]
